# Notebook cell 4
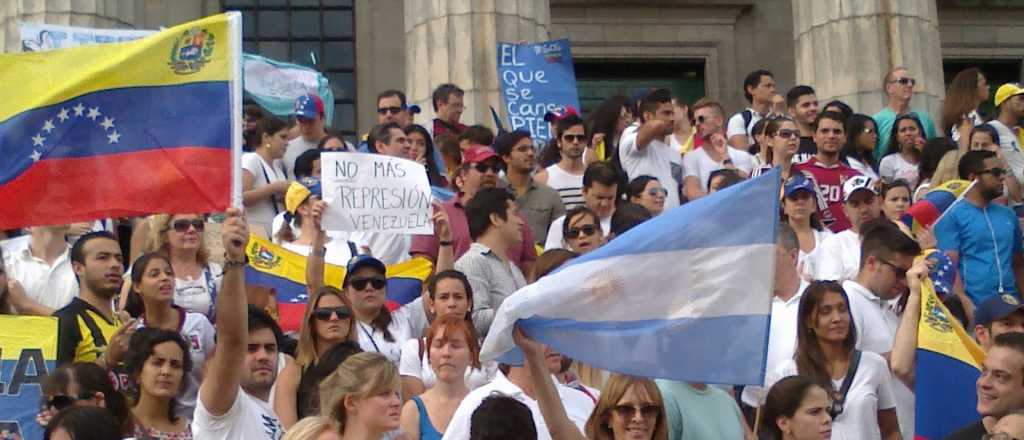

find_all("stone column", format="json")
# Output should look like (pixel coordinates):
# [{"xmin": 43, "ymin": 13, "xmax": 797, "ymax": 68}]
[
  {"xmin": 792, "ymin": 0, "xmax": 944, "ymax": 121},
  {"xmin": 404, "ymin": 0, "xmax": 550, "ymax": 128}
]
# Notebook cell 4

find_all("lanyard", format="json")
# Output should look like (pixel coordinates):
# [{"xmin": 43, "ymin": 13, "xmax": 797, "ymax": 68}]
[
  {"xmin": 258, "ymin": 157, "xmax": 286, "ymax": 214},
  {"xmin": 358, "ymin": 322, "xmax": 382, "ymax": 353}
]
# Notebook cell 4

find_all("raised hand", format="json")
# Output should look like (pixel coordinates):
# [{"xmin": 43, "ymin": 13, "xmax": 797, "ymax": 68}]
[{"xmin": 221, "ymin": 207, "xmax": 249, "ymax": 260}]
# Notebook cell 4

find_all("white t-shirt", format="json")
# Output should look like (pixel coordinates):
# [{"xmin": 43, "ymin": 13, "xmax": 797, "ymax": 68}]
[
  {"xmin": 351, "ymin": 232, "xmax": 412, "ymax": 265},
  {"xmin": 283, "ymin": 136, "xmax": 318, "ymax": 179},
  {"xmin": 138, "ymin": 311, "xmax": 216, "ymax": 420},
  {"xmin": 846, "ymin": 157, "xmax": 879, "ymax": 181},
  {"xmin": 989, "ymin": 120, "xmax": 1024, "ymax": 183},
  {"xmin": 618, "ymin": 123, "xmax": 682, "ymax": 209},
  {"xmin": 282, "ymin": 240, "xmax": 357, "ymax": 267},
  {"xmin": 441, "ymin": 371, "xmax": 596, "ymax": 440},
  {"xmin": 3, "ymin": 243, "xmax": 77, "ymax": 310},
  {"xmin": 192, "ymin": 389, "xmax": 284, "ymax": 440},
  {"xmin": 173, "ymin": 263, "xmax": 223, "ymax": 318},
  {"xmin": 242, "ymin": 152, "xmax": 288, "ymax": 235},
  {"xmin": 741, "ymin": 281, "xmax": 808, "ymax": 407},
  {"xmin": 543, "ymin": 214, "xmax": 612, "ymax": 251},
  {"xmin": 682, "ymin": 146, "xmax": 755, "ymax": 192},
  {"xmin": 398, "ymin": 338, "xmax": 498, "ymax": 391},
  {"xmin": 767, "ymin": 352, "xmax": 896, "ymax": 440},
  {"xmin": 355, "ymin": 298, "xmax": 428, "ymax": 364},
  {"xmin": 797, "ymin": 228, "xmax": 833, "ymax": 282},
  {"xmin": 814, "ymin": 230, "xmax": 860, "ymax": 282},
  {"xmin": 879, "ymin": 154, "xmax": 919, "ymax": 188},
  {"xmin": 726, "ymin": 108, "xmax": 764, "ymax": 140}
]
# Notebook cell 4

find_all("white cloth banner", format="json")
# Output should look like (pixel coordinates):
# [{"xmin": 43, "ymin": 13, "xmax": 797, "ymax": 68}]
[
  {"xmin": 320, "ymin": 153, "xmax": 434, "ymax": 234},
  {"xmin": 19, "ymin": 22, "xmax": 155, "ymax": 51}
]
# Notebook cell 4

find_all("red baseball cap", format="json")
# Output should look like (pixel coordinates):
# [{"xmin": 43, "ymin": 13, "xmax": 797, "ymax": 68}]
[{"xmin": 462, "ymin": 146, "xmax": 501, "ymax": 164}]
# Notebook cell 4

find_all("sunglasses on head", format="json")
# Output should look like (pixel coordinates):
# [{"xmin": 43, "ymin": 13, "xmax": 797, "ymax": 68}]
[
  {"xmin": 170, "ymin": 219, "xmax": 204, "ymax": 233},
  {"xmin": 349, "ymin": 276, "xmax": 387, "ymax": 291},
  {"xmin": 561, "ymin": 134, "xmax": 587, "ymax": 143},
  {"xmin": 377, "ymin": 106, "xmax": 404, "ymax": 115},
  {"xmin": 566, "ymin": 224, "xmax": 598, "ymax": 239},
  {"xmin": 893, "ymin": 77, "xmax": 916, "ymax": 86},
  {"xmin": 313, "ymin": 306, "xmax": 351, "ymax": 321},
  {"xmin": 611, "ymin": 404, "xmax": 660, "ymax": 419},
  {"xmin": 473, "ymin": 163, "xmax": 503, "ymax": 174}
]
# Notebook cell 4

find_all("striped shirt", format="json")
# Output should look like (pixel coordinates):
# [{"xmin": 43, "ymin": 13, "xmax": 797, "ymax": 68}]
[
  {"xmin": 454, "ymin": 243, "xmax": 528, "ymax": 337},
  {"xmin": 544, "ymin": 164, "xmax": 585, "ymax": 210}
]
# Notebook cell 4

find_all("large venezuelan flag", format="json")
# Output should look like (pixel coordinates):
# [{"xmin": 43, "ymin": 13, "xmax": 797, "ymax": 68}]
[
  {"xmin": 0, "ymin": 13, "xmax": 241, "ymax": 229},
  {"xmin": 244, "ymin": 234, "xmax": 433, "ymax": 333},
  {"xmin": 914, "ymin": 276, "xmax": 986, "ymax": 439},
  {"xmin": 0, "ymin": 316, "xmax": 58, "ymax": 440}
]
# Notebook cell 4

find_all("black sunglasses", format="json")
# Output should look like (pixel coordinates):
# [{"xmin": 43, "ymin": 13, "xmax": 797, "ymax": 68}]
[
  {"xmin": 473, "ymin": 163, "xmax": 503, "ymax": 174},
  {"xmin": 893, "ymin": 77, "xmax": 916, "ymax": 86},
  {"xmin": 611, "ymin": 404, "xmax": 660, "ymax": 419},
  {"xmin": 566, "ymin": 224, "xmax": 598, "ymax": 239},
  {"xmin": 313, "ymin": 306, "xmax": 351, "ymax": 321},
  {"xmin": 41, "ymin": 395, "xmax": 77, "ymax": 410},
  {"xmin": 561, "ymin": 134, "xmax": 587, "ymax": 143},
  {"xmin": 981, "ymin": 167, "xmax": 1007, "ymax": 178},
  {"xmin": 349, "ymin": 276, "xmax": 387, "ymax": 291},
  {"xmin": 377, "ymin": 106, "xmax": 405, "ymax": 115},
  {"xmin": 876, "ymin": 257, "xmax": 908, "ymax": 279},
  {"xmin": 170, "ymin": 219, "xmax": 204, "ymax": 233}
]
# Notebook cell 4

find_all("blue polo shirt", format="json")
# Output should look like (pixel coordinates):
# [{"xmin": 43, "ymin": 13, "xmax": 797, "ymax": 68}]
[{"xmin": 935, "ymin": 200, "xmax": 1023, "ymax": 305}]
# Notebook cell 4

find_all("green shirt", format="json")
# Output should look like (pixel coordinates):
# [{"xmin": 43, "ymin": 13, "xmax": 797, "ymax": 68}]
[{"xmin": 656, "ymin": 380, "xmax": 745, "ymax": 440}]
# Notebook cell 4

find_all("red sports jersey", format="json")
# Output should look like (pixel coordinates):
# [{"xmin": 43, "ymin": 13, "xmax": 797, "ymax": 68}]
[{"xmin": 793, "ymin": 157, "xmax": 862, "ymax": 232}]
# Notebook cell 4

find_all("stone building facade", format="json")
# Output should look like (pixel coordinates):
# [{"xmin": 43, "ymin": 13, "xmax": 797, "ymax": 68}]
[{"xmin": 2, "ymin": 0, "xmax": 1023, "ymax": 137}]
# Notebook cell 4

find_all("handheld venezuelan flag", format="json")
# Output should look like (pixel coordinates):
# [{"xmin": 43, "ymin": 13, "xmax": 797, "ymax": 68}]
[
  {"xmin": 244, "ymin": 234, "xmax": 432, "ymax": 333},
  {"xmin": 914, "ymin": 263, "xmax": 986, "ymax": 439},
  {"xmin": 0, "ymin": 13, "xmax": 243, "ymax": 229},
  {"xmin": 901, "ymin": 179, "xmax": 973, "ymax": 234},
  {"xmin": 0, "ymin": 316, "xmax": 58, "ymax": 440}
]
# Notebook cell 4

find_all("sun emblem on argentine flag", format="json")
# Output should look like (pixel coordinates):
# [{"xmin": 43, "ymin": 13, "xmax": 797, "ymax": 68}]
[
  {"xmin": 29, "ymin": 101, "xmax": 120, "ymax": 162},
  {"xmin": 581, "ymin": 269, "xmax": 624, "ymax": 305}
]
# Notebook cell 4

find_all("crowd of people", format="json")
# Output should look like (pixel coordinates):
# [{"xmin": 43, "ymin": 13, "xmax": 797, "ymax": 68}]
[{"xmin": 4, "ymin": 65, "xmax": 1024, "ymax": 440}]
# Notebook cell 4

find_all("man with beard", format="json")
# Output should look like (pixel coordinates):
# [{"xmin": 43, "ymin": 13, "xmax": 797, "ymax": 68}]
[
  {"xmin": 496, "ymin": 130, "xmax": 564, "ymax": 245},
  {"xmin": 535, "ymin": 114, "xmax": 587, "ymax": 210},
  {"xmin": 937, "ymin": 150, "xmax": 1024, "ymax": 319},
  {"xmin": 793, "ymin": 111, "xmax": 861, "ymax": 232},
  {"xmin": 193, "ymin": 208, "xmax": 285, "ymax": 440},
  {"xmin": 54, "ymin": 231, "xmax": 126, "ymax": 366}
]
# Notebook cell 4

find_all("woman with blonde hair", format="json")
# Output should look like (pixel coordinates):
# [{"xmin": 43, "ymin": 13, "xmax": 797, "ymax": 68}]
[
  {"xmin": 275, "ymin": 286, "xmax": 361, "ymax": 428},
  {"xmin": 283, "ymin": 416, "xmax": 341, "ymax": 440},
  {"xmin": 320, "ymin": 352, "xmax": 403, "ymax": 440}
]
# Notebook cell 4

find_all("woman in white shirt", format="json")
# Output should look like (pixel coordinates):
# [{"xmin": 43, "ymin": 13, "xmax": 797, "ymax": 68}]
[
  {"xmin": 879, "ymin": 115, "xmax": 925, "ymax": 188},
  {"xmin": 242, "ymin": 117, "xmax": 292, "ymax": 235},
  {"xmin": 278, "ymin": 179, "xmax": 357, "ymax": 265},
  {"xmin": 840, "ymin": 114, "xmax": 880, "ymax": 180},
  {"xmin": 319, "ymin": 352, "xmax": 402, "ymax": 440},
  {"xmin": 766, "ymin": 281, "xmax": 899, "ymax": 440},
  {"xmin": 399, "ymin": 270, "xmax": 496, "ymax": 399},
  {"xmin": 781, "ymin": 174, "xmax": 832, "ymax": 282}
]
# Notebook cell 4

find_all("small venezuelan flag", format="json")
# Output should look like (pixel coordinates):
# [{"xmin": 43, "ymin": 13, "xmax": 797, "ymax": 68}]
[
  {"xmin": 0, "ymin": 13, "xmax": 241, "ymax": 229},
  {"xmin": 0, "ymin": 316, "xmax": 58, "ymax": 440},
  {"xmin": 244, "ymin": 234, "xmax": 433, "ymax": 333},
  {"xmin": 914, "ymin": 274, "xmax": 986, "ymax": 439},
  {"xmin": 901, "ymin": 179, "xmax": 973, "ymax": 234}
]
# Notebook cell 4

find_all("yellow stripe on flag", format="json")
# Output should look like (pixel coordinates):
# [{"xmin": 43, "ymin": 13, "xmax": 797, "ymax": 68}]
[
  {"xmin": 918, "ymin": 275, "xmax": 985, "ymax": 368},
  {"xmin": 0, "ymin": 316, "xmax": 58, "ymax": 360},
  {"xmin": 0, "ymin": 13, "xmax": 233, "ymax": 122}
]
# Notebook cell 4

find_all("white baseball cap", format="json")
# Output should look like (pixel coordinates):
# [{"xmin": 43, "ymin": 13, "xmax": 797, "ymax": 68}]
[{"xmin": 842, "ymin": 175, "xmax": 878, "ymax": 202}]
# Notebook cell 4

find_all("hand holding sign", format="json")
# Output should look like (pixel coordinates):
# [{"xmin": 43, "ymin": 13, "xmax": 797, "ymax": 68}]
[{"xmin": 320, "ymin": 152, "xmax": 434, "ymax": 234}]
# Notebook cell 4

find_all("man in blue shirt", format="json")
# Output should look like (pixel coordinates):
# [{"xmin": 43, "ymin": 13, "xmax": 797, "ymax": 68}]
[{"xmin": 936, "ymin": 150, "xmax": 1024, "ymax": 317}]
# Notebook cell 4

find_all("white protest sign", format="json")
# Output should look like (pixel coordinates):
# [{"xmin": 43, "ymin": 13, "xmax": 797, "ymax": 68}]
[{"xmin": 320, "ymin": 153, "xmax": 434, "ymax": 234}]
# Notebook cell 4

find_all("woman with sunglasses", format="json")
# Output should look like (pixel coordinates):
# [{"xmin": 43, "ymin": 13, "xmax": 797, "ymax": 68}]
[
  {"xmin": 515, "ymin": 327, "xmax": 669, "ymax": 440},
  {"xmin": 765, "ymin": 281, "xmax": 900, "ymax": 440},
  {"xmin": 275, "ymin": 286, "xmax": 360, "ymax": 428},
  {"xmin": 759, "ymin": 375, "xmax": 832, "ymax": 440},
  {"xmin": 880, "ymin": 114, "xmax": 927, "ymax": 188},
  {"xmin": 120, "ymin": 214, "xmax": 222, "ymax": 319},
  {"xmin": 122, "ymin": 252, "xmax": 215, "ymax": 421},
  {"xmin": 399, "ymin": 315, "xmax": 479, "ymax": 440},
  {"xmin": 400, "ymin": 270, "xmax": 496, "ymax": 399},
  {"xmin": 841, "ymin": 114, "xmax": 880, "ymax": 180},
  {"xmin": 626, "ymin": 176, "xmax": 666, "ymax": 217},
  {"xmin": 37, "ymin": 362, "xmax": 132, "ymax": 436},
  {"xmin": 124, "ymin": 328, "xmax": 193, "ymax": 439},
  {"xmin": 561, "ymin": 207, "xmax": 605, "ymax": 255}
]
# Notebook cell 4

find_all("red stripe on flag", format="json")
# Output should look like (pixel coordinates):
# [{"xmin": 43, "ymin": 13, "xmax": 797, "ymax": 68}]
[
  {"xmin": 907, "ymin": 201, "xmax": 942, "ymax": 229},
  {"xmin": 0, "ymin": 147, "xmax": 230, "ymax": 229}
]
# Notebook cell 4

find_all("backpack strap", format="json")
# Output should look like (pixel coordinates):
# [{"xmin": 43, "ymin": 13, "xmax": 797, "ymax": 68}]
[
  {"xmin": 418, "ymin": 337, "xmax": 425, "ymax": 360},
  {"xmin": 831, "ymin": 350, "xmax": 863, "ymax": 419},
  {"xmin": 79, "ymin": 310, "xmax": 108, "ymax": 349},
  {"xmin": 741, "ymin": 109, "xmax": 754, "ymax": 137}
]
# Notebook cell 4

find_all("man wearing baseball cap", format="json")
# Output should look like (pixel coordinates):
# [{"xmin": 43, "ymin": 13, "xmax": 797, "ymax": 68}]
[
  {"xmin": 987, "ymin": 83, "xmax": 1024, "ymax": 183},
  {"xmin": 975, "ymin": 294, "xmax": 1024, "ymax": 351},
  {"xmin": 284, "ymin": 93, "xmax": 328, "ymax": 178},
  {"xmin": 410, "ymin": 146, "xmax": 537, "ymax": 275},
  {"xmin": 814, "ymin": 175, "xmax": 881, "ymax": 281}
]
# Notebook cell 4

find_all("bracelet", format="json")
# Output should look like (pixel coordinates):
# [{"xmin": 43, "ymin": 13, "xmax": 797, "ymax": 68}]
[
  {"xmin": 223, "ymin": 254, "xmax": 248, "ymax": 270},
  {"xmin": 439, "ymin": 240, "xmax": 454, "ymax": 247}
]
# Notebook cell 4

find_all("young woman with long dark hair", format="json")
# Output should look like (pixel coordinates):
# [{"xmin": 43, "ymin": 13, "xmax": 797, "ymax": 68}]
[{"xmin": 880, "ymin": 114, "xmax": 926, "ymax": 187}]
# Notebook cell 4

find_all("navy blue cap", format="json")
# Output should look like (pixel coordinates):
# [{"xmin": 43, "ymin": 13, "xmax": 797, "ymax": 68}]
[
  {"xmin": 975, "ymin": 294, "xmax": 1024, "ymax": 327},
  {"xmin": 344, "ymin": 254, "xmax": 386, "ymax": 286},
  {"xmin": 783, "ymin": 173, "xmax": 816, "ymax": 198}
]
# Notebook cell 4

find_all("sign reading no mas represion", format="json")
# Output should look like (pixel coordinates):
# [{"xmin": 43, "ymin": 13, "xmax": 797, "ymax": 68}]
[
  {"xmin": 320, "ymin": 152, "xmax": 434, "ymax": 234},
  {"xmin": 497, "ymin": 39, "xmax": 581, "ymax": 140}
]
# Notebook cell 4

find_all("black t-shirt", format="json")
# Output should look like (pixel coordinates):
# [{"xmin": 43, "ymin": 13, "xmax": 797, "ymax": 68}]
[
  {"xmin": 943, "ymin": 420, "xmax": 985, "ymax": 439},
  {"xmin": 798, "ymin": 136, "xmax": 817, "ymax": 156}
]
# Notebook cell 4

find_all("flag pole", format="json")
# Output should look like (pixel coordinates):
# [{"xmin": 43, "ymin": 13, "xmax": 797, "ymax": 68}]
[
  {"xmin": 228, "ymin": 11, "xmax": 243, "ymax": 209},
  {"xmin": 930, "ymin": 179, "xmax": 977, "ymax": 228}
]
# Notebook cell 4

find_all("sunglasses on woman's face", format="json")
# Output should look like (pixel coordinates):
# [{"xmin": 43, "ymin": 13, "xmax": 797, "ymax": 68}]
[
  {"xmin": 349, "ymin": 276, "xmax": 387, "ymax": 291},
  {"xmin": 775, "ymin": 129, "xmax": 798, "ymax": 139},
  {"xmin": 647, "ymin": 187, "xmax": 668, "ymax": 197},
  {"xmin": 41, "ymin": 395, "xmax": 77, "ymax": 410},
  {"xmin": 170, "ymin": 219, "xmax": 204, "ymax": 233},
  {"xmin": 566, "ymin": 224, "xmax": 598, "ymax": 239},
  {"xmin": 611, "ymin": 404, "xmax": 660, "ymax": 419},
  {"xmin": 313, "ymin": 306, "xmax": 351, "ymax": 321}
]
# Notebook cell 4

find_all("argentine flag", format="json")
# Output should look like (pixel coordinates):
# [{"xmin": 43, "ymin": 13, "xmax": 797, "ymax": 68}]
[{"xmin": 480, "ymin": 168, "xmax": 781, "ymax": 385}]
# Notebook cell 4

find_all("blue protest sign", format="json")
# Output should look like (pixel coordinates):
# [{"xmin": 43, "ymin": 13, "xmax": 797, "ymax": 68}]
[{"xmin": 497, "ymin": 39, "xmax": 580, "ymax": 140}]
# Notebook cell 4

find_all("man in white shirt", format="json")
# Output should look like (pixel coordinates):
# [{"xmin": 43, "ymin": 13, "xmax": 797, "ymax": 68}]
[
  {"xmin": 352, "ymin": 122, "xmax": 414, "ymax": 264},
  {"xmin": 740, "ymin": 222, "xmax": 808, "ymax": 415},
  {"xmin": 727, "ymin": 70, "xmax": 775, "ymax": 150},
  {"xmin": 545, "ymin": 162, "xmax": 618, "ymax": 250},
  {"xmin": 283, "ymin": 93, "xmax": 328, "ymax": 178},
  {"xmin": 618, "ymin": 88, "xmax": 682, "ymax": 209},
  {"xmin": 682, "ymin": 98, "xmax": 755, "ymax": 200},
  {"xmin": 843, "ymin": 218, "xmax": 921, "ymax": 440},
  {"xmin": 988, "ymin": 83, "xmax": 1024, "ymax": 183},
  {"xmin": 193, "ymin": 208, "xmax": 285, "ymax": 440},
  {"xmin": 535, "ymin": 113, "xmax": 587, "ymax": 210},
  {"xmin": 4, "ymin": 225, "xmax": 77, "ymax": 315},
  {"xmin": 815, "ymin": 176, "xmax": 881, "ymax": 282}
]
